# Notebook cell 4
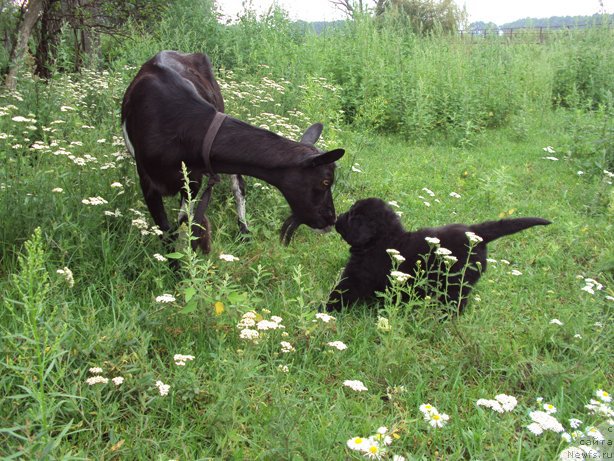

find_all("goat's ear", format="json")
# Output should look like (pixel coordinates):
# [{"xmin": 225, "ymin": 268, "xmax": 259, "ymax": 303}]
[
  {"xmin": 302, "ymin": 148, "xmax": 345, "ymax": 167},
  {"xmin": 300, "ymin": 123, "xmax": 323, "ymax": 145}
]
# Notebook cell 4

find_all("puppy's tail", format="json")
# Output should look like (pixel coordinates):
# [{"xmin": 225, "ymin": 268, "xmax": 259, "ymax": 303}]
[{"xmin": 469, "ymin": 217, "xmax": 551, "ymax": 244}]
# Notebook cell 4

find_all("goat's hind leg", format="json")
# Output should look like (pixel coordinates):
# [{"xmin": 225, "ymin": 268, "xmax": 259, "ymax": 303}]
[{"xmin": 230, "ymin": 174, "xmax": 249, "ymax": 235}]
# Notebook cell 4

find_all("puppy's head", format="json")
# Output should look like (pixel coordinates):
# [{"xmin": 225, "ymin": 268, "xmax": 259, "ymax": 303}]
[{"xmin": 335, "ymin": 198, "xmax": 404, "ymax": 248}]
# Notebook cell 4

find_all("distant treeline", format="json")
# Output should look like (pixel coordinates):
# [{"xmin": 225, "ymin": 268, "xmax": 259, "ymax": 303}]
[
  {"xmin": 296, "ymin": 13, "xmax": 614, "ymax": 34},
  {"xmin": 470, "ymin": 13, "xmax": 614, "ymax": 32}
]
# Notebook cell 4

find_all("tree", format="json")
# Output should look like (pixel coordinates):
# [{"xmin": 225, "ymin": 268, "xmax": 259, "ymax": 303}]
[
  {"xmin": 375, "ymin": 0, "xmax": 466, "ymax": 34},
  {"xmin": 5, "ymin": 0, "xmax": 44, "ymax": 89}
]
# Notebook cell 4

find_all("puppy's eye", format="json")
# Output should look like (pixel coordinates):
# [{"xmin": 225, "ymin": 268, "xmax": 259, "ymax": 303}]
[{"xmin": 321, "ymin": 179, "xmax": 331, "ymax": 188}]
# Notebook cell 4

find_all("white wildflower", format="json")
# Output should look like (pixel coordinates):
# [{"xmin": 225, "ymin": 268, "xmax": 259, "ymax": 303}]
[
  {"xmin": 112, "ymin": 376, "xmax": 124, "ymax": 386},
  {"xmin": 155, "ymin": 294, "xmax": 176, "ymax": 303},
  {"xmin": 219, "ymin": 253, "xmax": 239, "ymax": 262},
  {"xmin": 173, "ymin": 354, "xmax": 195, "ymax": 366},
  {"xmin": 155, "ymin": 380, "xmax": 170, "ymax": 396},
  {"xmin": 343, "ymin": 380, "xmax": 368, "ymax": 392},
  {"xmin": 327, "ymin": 341, "xmax": 348, "ymax": 351},
  {"xmin": 86, "ymin": 376, "xmax": 108, "ymax": 386},
  {"xmin": 390, "ymin": 270, "xmax": 411, "ymax": 283}
]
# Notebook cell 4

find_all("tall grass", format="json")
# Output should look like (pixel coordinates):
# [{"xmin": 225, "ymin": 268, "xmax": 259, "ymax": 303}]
[{"xmin": 0, "ymin": 3, "xmax": 612, "ymax": 459}]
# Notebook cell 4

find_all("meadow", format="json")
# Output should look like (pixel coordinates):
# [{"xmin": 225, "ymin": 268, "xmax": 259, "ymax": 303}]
[{"xmin": 0, "ymin": 3, "xmax": 613, "ymax": 459}]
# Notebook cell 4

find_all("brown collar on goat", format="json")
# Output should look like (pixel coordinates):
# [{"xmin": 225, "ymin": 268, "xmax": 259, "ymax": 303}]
[{"xmin": 202, "ymin": 111, "xmax": 227, "ymax": 177}]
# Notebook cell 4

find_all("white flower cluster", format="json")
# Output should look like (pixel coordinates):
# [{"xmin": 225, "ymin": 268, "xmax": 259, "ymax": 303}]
[
  {"xmin": 465, "ymin": 231, "xmax": 483, "ymax": 244},
  {"xmin": 56, "ymin": 267, "xmax": 74, "ymax": 288},
  {"xmin": 526, "ymin": 410, "xmax": 564, "ymax": 435},
  {"xmin": 377, "ymin": 316, "xmax": 391, "ymax": 333},
  {"xmin": 280, "ymin": 341, "xmax": 295, "ymax": 353},
  {"xmin": 219, "ymin": 253, "xmax": 239, "ymax": 262},
  {"xmin": 155, "ymin": 380, "xmax": 170, "ymax": 396},
  {"xmin": 85, "ymin": 366, "xmax": 123, "ymax": 387},
  {"xmin": 419, "ymin": 403, "xmax": 450, "ymax": 428},
  {"xmin": 476, "ymin": 394, "xmax": 518, "ymax": 413},
  {"xmin": 579, "ymin": 277, "xmax": 604, "ymax": 295},
  {"xmin": 314, "ymin": 312, "xmax": 335, "ymax": 323},
  {"xmin": 326, "ymin": 341, "xmax": 348, "ymax": 351},
  {"xmin": 346, "ymin": 426, "xmax": 397, "ymax": 460},
  {"xmin": 343, "ymin": 380, "xmax": 368, "ymax": 392},
  {"xmin": 156, "ymin": 293, "xmax": 176, "ymax": 303},
  {"xmin": 82, "ymin": 196, "xmax": 108, "ymax": 206},
  {"xmin": 237, "ymin": 310, "xmax": 285, "ymax": 344},
  {"xmin": 390, "ymin": 270, "xmax": 411, "ymax": 283},
  {"xmin": 173, "ymin": 354, "xmax": 195, "ymax": 366}
]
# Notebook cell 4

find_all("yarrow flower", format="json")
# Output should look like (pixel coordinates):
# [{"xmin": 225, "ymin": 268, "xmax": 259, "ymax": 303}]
[
  {"xmin": 386, "ymin": 248, "xmax": 400, "ymax": 255},
  {"xmin": 343, "ymin": 380, "xmax": 368, "ymax": 392},
  {"xmin": 82, "ymin": 196, "xmax": 108, "ymax": 206},
  {"xmin": 465, "ymin": 231, "xmax": 483, "ymax": 244},
  {"xmin": 449, "ymin": 192, "xmax": 461, "ymax": 198},
  {"xmin": 52, "ymin": 187, "xmax": 63, "ymax": 193},
  {"xmin": 86, "ymin": 375, "xmax": 109, "ymax": 386},
  {"xmin": 239, "ymin": 328, "xmax": 259, "ymax": 342},
  {"xmin": 434, "ymin": 247, "xmax": 452, "ymax": 256},
  {"xmin": 153, "ymin": 253, "xmax": 167, "ymax": 262},
  {"xmin": 56, "ymin": 267, "xmax": 74, "ymax": 287},
  {"xmin": 155, "ymin": 380, "xmax": 170, "ymax": 396},
  {"xmin": 527, "ymin": 410, "xmax": 564, "ymax": 435},
  {"xmin": 425, "ymin": 236, "xmax": 440, "ymax": 245},
  {"xmin": 476, "ymin": 394, "xmax": 517, "ymax": 413},
  {"xmin": 112, "ymin": 376, "xmax": 124, "ymax": 386},
  {"xmin": 156, "ymin": 293, "xmax": 176, "ymax": 303},
  {"xmin": 173, "ymin": 354, "xmax": 195, "ymax": 366},
  {"xmin": 219, "ymin": 253, "xmax": 239, "ymax": 262},
  {"xmin": 314, "ymin": 312, "xmax": 335, "ymax": 323},
  {"xmin": 89, "ymin": 367, "xmax": 103, "ymax": 374},
  {"xmin": 377, "ymin": 316, "xmax": 391, "ymax": 333},
  {"xmin": 549, "ymin": 318, "xmax": 563, "ymax": 326},
  {"xmin": 390, "ymin": 270, "xmax": 411, "ymax": 283},
  {"xmin": 327, "ymin": 341, "xmax": 348, "ymax": 351},
  {"xmin": 510, "ymin": 269, "xmax": 522, "ymax": 276},
  {"xmin": 280, "ymin": 341, "xmax": 295, "ymax": 353}
]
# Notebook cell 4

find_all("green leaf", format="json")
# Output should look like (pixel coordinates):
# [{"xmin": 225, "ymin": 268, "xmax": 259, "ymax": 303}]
[
  {"xmin": 165, "ymin": 252, "xmax": 184, "ymax": 260},
  {"xmin": 179, "ymin": 298, "xmax": 198, "ymax": 314},
  {"xmin": 184, "ymin": 287, "xmax": 196, "ymax": 303},
  {"xmin": 227, "ymin": 292, "xmax": 247, "ymax": 304}
]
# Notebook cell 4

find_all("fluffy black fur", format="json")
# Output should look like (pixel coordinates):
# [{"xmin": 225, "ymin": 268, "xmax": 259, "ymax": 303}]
[{"xmin": 326, "ymin": 198, "xmax": 551, "ymax": 314}]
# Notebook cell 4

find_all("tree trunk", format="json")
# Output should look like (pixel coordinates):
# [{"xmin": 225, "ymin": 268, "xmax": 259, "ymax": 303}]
[
  {"xmin": 34, "ymin": 0, "xmax": 62, "ymax": 80},
  {"xmin": 5, "ymin": 0, "xmax": 44, "ymax": 90}
]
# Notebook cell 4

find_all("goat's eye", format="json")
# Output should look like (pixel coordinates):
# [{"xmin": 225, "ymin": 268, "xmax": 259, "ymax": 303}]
[{"xmin": 322, "ymin": 179, "xmax": 331, "ymax": 188}]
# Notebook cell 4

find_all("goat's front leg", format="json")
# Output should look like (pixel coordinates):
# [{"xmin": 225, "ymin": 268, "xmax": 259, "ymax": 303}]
[
  {"xmin": 190, "ymin": 176, "xmax": 219, "ymax": 253},
  {"xmin": 230, "ymin": 174, "xmax": 249, "ymax": 235},
  {"xmin": 280, "ymin": 215, "xmax": 300, "ymax": 246},
  {"xmin": 139, "ymin": 175, "xmax": 173, "ymax": 245}
]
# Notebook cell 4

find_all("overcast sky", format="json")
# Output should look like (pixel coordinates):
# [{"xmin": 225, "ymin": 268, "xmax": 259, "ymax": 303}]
[{"xmin": 217, "ymin": 0, "xmax": 614, "ymax": 25}]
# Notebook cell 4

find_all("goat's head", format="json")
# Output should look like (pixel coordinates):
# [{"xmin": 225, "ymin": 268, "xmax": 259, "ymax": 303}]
[{"xmin": 278, "ymin": 123, "xmax": 344, "ymax": 244}]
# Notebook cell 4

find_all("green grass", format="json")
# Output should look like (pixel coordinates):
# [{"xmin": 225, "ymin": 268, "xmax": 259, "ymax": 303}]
[{"xmin": 0, "ymin": 14, "xmax": 613, "ymax": 459}]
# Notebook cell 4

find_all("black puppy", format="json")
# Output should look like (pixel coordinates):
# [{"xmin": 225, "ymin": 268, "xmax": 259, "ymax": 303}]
[{"xmin": 326, "ymin": 198, "xmax": 551, "ymax": 314}]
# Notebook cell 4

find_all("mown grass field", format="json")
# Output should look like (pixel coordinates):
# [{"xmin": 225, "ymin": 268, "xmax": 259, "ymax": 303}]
[{"xmin": 1, "ymin": 5, "xmax": 613, "ymax": 460}]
